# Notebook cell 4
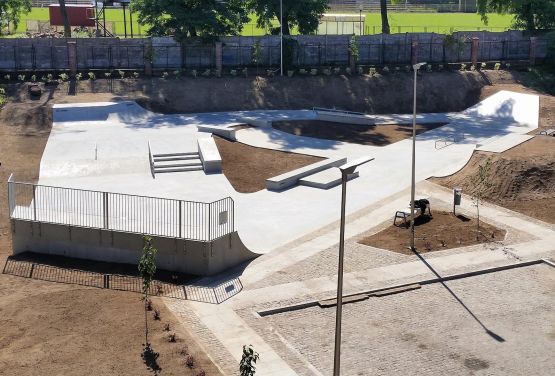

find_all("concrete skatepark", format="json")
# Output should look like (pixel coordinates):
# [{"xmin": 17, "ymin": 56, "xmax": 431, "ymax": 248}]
[{"xmin": 8, "ymin": 90, "xmax": 540, "ymax": 274}]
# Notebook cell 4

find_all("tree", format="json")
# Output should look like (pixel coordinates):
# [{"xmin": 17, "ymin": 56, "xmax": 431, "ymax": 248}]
[
  {"xmin": 0, "ymin": 0, "xmax": 31, "ymax": 35},
  {"xmin": 58, "ymin": 0, "xmax": 71, "ymax": 38},
  {"xmin": 470, "ymin": 158, "xmax": 493, "ymax": 238},
  {"xmin": 247, "ymin": 0, "xmax": 329, "ymax": 35},
  {"xmin": 477, "ymin": 0, "xmax": 555, "ymax": 31},
  {"xmin": 138, "ymin": 235, "xmax": 157, "ymax": 348},
  {"xmin": 380, "ymin": 0, "xmax": 390, "ymax": 34},
  {"xmin": 239, "ymin": 344, "xmax": 260, "ymax": 376},
  {"xmin": 131, "ymin": 0, "xmax": 249, "ymax": 41}
]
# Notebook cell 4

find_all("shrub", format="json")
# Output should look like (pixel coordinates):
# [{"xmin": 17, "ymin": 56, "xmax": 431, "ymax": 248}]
[
  {"xmin": 172, "ymin": 70, "xmax": 181, "ymax": 79},
  {"xmin": 437, "ymin": 64, "xmax": 444, "ymax": 71},
  {"xmin": 104, "ymin": 72, "xmax": 112, "ymax": 78},
  {"xmin": 460, "ymin": 63, "xmax": 467, "ymax": 71},
  {"xmin": 287, "ymin": 70, "xmax": 294, "ymax": 77},
  {"xmin": 75, "ymin": 72, "xmax": 83, "ymax": 81},
  {"xmin": 404, "ymin": 65, "xmax": 411, "ymax": 73},
  {"xmin": 505, "ymin": 63, "xmax": 511, "ymax": 69},
  {"xmin": 299, "ymin": 68, "xmax": 307, "ymax": 75},
  {"xmin": 88, "ymin": 72, "xmax": 96, "ymax": 80},
  {"xmin": 322, "ymin": 68, "xmax": 331, "ymax": 76},
  {"xmin": 133, "ymin": 71, "xmax": 140, "ymax": 78},
  {"xmin": 481, "ymin": 62, "xmax": 487, "ymax": 70},
  {"xmin": 266, "ymin": 69, "xmax": 275, "ymax": 77},
  {"xmin": 356, "ymin": 66, "xmax": 363, "ymax": 75},
  {"xmin": 153, "ymin": 309, "xmax": 160, "ymax": 320},
  {"xmin": 196, "ymin": 370, "xmax": 206, "ymax": 376},
  {"xmin": 161, "ymin": 71, "xmax": 169, "ymax": 79},
  {"xmin": 425, "ymin": 65, "xmax": 432, "ymax": 73},
  {"xmin": 345, "ymin": 67, "xmax": 352, "ymax": 75},
  {"xmin": 395, "ymin": 66, "xmax": 401, "ymax": 73},
  {"xmin": 168, "ymin": 333, "xmax": 177, "ymax": 342},
  {"xmin": 470, "ymin": 64, "xmax": 476, "ymax": 71},
  {"xmin": 369, "ymin": 67, "xmax": 377, "ymax": 76},
  {"xmin": 494, "ymin": 62, "xmax": 501, "ymax": 70},
  {"xmin": 58, "ymin": 73, "xmax": 69, "ymax": 82},
  {"xmin": 382, "ymin": 66, "xmax": 389, "ymax": 74},
  {"xmin": 242, "ymin": 68, "xmax": 248, "ymax": 77},
  {"xmin": 424, "ymin": 241, "xmax": 432, "ymax": 251},
  {"xmin": 191, "ymin": 69, "xmax": 198, "ymax": 78},
  {"xmin": 310, "ymin": 68, "xmax": 318, "ymax": 76},
  {"xmin": 230, "ymin": 69, "xmax": 238, "ymax": 76},
  {"xmin": 41, "ymin": 75, "xmax": 48, "ymax": 82},
  {"xmin": 333, "ymin": 67, "xmax": 341, "ymax": 75},
  {"xmin": 179, "ymin": 346, "xmax": 189, "ymax": 356},
  {"xmin": 31, "ymin": 74, "xmax": 37, "ymax": 82},
  {"xmin": 163, "ymin": 323, "xmax": 170, "ymax": 331},
  {"xmin": 118, "ymin": 70, "xmax": 125, "ymax": 79},
  {"xmin": 18, "ymin": 74, "xmax": 25, "ymax": 81},
  {"xmin": 201, "ymin": 69, "xmax": 211, "ymax": 77},
  {"xmin": 3, "ymin": 74, "xmax": 10, "ymax": 81},
  {"xmin": 146, "ymin": 299, "xmax": 153, "ymax": 311},
  {"xmin": 0, "ymin": 87, "xmax": 6, "ymax": 107},
  {"xmin": 186, "ymin": 355, "xmax": 194, "ymax": 368}
]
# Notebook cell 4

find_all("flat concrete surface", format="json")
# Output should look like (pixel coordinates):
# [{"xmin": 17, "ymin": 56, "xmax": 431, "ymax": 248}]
[
  {"xmin": 476, "ymin": 134, "xmax": 534, "ymax": 152},
  {"xmin": 35, "ymin": 90, "xmax": 539, "ymax": 255}
]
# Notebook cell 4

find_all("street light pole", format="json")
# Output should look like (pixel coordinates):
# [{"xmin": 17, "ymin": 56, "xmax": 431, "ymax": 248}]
[
  {"xmin": 280, "ymin": 0, "xmax": 283, "ymax": 76},
  {"xmin": 410, "ymin": 62, "xmax": 426, "ymax": 251},
  {"xmin": 333, "ymin": 156, "xmax": 374, "ymax": 376}
]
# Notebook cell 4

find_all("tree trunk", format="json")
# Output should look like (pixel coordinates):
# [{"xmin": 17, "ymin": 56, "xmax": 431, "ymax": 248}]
[
  {"xmin": 282, "ymin": 15, "xmax": 291, "ymax": 36},
  {"xmin": 380, "ymin": 0, "xmax": 390, "ymax": 34},
  {"xmin": 58, "ymin": 0, "xmax": 72, "ymax": 38}
]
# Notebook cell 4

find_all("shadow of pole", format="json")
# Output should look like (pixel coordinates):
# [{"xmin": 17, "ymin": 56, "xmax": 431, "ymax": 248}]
[{"xmin": 410, "ymin": 248, "xmax": 505, "ymax": 343}]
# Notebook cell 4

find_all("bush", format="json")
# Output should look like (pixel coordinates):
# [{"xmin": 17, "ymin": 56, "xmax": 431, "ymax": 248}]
[
  {"xmin": 310, "ymin": 68, "xmax": 318, "ymax": 76},
  {"xmin": 104, "ymin": 72, "xmax": 112, "ymax": 78},
  {"xmin": 369, "ymin": 67, "xmax": 377, "ymax": 76},
  {"xmin": 287, "ymin": 70, "xmax": 294, "ymax": 77},
  {"xmin": 196, "ymin": 370, "xmax": 206, "ymax": 376},
  {"xmin": 75, "ymin": 72, "xmax": 83, "ymax": 81},
  {"xmin": 494, "ymin": 62, "xmax": 501, "ymax": 70},
  {"xmin": 382, "ymin": 66, "xmax": 389, "ymax": 74},
  {"xmin": 460, "ymin": 63, "xmax": 467, "ymax": 71},
  {"xmin": 356, "ymin": 66, "xmax": 363, "ymax": 75},
  {"xmin": 58, "ymin": 73, "xmax": 69, "ymax": 82},
  {"xmin": 191, "ymin": 70, "xmax": 198, "ymax": 78},
  {"xmin": 186, "ymin": 355, "xmax": 194, "ymax": 368},
  {"xmin": 172, "ymin": 70, "xmax": 181, "ymax": 79},
  {"xmin": 3, "ymin": 74, "xmax": 10, "ymax": 81},
  {"xmin": 333, "ymin": 67, "xmax": 341, "ymax": 75},
  {"xmin": 481, "ymin": 62, "xmax": 487, "ymax": 70},
  {"xmin": 161, "ymin": 71, "xmax": 169, "ymax": 79},
  {"xmin": 201, "ymin": 69, "xmax": 211, "ymax": 77},
  {"xmin": 88, "ymin": 72, "xmax": 96, "ymax": 80},
  {"xmin": 133, "ymin": 71, "xmax": 140, "ymax": 78},
  {"xmin": 299, "ymin": 68, "xmax": 307, "ymax": 75},
  {"xmin": 230, "ymin": 69, "xmax": 238, "ymax": 76},
  {"xmin": 0, "ymin": 87, "xmax": 6, "ymax": 107},
  {"xmin": 425, "ymin": 65, "xmax": 432, "ymax": 73},
  {"xmin": 118, "ymin": 70, "xmax": 125, "ymax": 79},
  {"xmin": 18, "ymin": 74, "xmax": 25, "ymax": 81},
  {"xmin": 345, "ymin": 67, "xmax": 351, "ymax": 75}
]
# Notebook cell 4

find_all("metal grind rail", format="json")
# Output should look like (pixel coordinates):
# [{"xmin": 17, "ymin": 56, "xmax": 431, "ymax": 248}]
[
  {"xmin": 2, "ymin": 258, "xmax": 243, "ymax": 304},
  {"xmin": 7, "ymin": 175, "xmax": 234, "ymax": 242}
]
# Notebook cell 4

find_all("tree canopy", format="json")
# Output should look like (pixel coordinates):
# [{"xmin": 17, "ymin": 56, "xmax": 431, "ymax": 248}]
[
  {"xmin": 131, "ymin": 0, "xmax": 249, "ymax": 40},
  {"xmin": 477, "ymin": 0, "xmax": 555, "ymax": 31},
  {"xmin": 0, "ymin": 0, "xmax": 31, "ymax": 34},
  {"xmin": 247, "ymin": 0, "xmax": 329, "ymax": 35}
]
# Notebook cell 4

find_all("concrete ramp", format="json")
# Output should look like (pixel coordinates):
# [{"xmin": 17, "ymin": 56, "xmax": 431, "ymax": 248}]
[{"xmin": 476, "ymin": 134, "xmax": 534, "ymax": 153}]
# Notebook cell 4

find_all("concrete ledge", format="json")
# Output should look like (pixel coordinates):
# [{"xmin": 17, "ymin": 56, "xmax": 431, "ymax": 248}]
[
  {"xmin": 315, "ymin": 108, "xmax": 374, "ymax": 125},
  {"xmin": 197, "ymin": 124, "xmax": 239, "ymax": 141},
  {"xmin": 299, "ymin": 168, "xmax": 358, "ymax": 189},
  {"xmin": 266, "ymin": 157, "xmax": 347, "ymax": 191},
  {"xmin": 238, "ymin": 116, "xmax": 272, "ymax": 128},
  {"xmin": 198, "ymin": 137, "xmax": 222, "ymax": 173}
]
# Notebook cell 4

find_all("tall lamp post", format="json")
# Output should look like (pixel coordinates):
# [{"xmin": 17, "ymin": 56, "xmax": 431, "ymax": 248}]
[
  {"xmin": 280, "ymin": 0, "xmax": 283, "ymax": 76},
  {"xmin": 333, "ymin": 156, "xmax": 374, "ymax": 376},
  {"xmin": 409, "ymin": 62, "xmax": 426, "ymax": 251},
  {"xmin": 359, "ymin": 4, "xmax": 363, "ymax": 36}
]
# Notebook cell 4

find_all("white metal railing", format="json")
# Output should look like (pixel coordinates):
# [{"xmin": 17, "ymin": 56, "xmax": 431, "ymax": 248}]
[
  {"xmin": 7, "ymin": 176, "xmax": 234, "ymax": 242},
  {"xmin": 435, "ymin": 133, "xmax": 466, "ymax": 149},
  {"xmin": 148, "ymin": 140, "xmax": 155, "ymax": 178},
  {"xmin": 313, "ymin": 107, "xmax": 366, "ymax": 116}
]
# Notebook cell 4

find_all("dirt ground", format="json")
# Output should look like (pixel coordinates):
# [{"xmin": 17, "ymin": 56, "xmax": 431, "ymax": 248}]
[
  {"xmin": 273, "ymin": 120, "xmax": 446, "ymax": 146},
  {"xmin": 213, "ymin": 135, "xmax": 323, "ymax": 193},
  {"xmin": 359, "ymin": 211, "xmax": 506, "ymax": 254},
  {"xmin": 430, "ymin": 136, "xmax": 555, "ymax": 223},
  {"xmin": 0, "ymin": 87, "xmax": 223, "ymax": 376}
]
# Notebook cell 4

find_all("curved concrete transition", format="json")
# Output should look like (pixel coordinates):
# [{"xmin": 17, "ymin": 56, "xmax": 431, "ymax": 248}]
[{"xmin": 34, "ymin": 91, "xmax": 538, "ymax": 264}]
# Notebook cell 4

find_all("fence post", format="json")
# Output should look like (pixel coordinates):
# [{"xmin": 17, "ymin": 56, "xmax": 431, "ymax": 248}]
[
  {"xmin": 67, "ymin": 40, "xmax": 77, "ymax": 77},
  {"xmin": 208, "ymin": 203, "xmax": 211, "ymax": 241},
  {"xmin": 529, "ymin": 37, "xmax": 537, "ymax": 66},
  {"xmin": 103, "ymin": 192, "xmax": 109, "ymax": 229},
  {"xmin": 411, "ymin": 39, "xmax": 419, "ymax": 65},
  {"xmin": 215, "ymin": 41, "xmax": 223, "ymax": 77},
  {"xmin": 471, "ymin": 37, "xmax": 479, "ymax": 67},
  {"xmin": 144, "ymin": 38, "xmax": 153, "ymax": 77},
  {"xmin": 178, "ymin": 200, "xmax": 182, "ymax": 238},
  {"xmin": 32, "ymin": 185, "xmax": 37, "ymax": 221}
]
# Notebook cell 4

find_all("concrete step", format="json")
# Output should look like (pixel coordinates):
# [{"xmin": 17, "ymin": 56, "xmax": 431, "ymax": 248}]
[
  {"xmin": 299, "ymin": 168, "xmax": 359, "ymax": 189},
  {"xmin": 153, "ymin": 155, "xmax": 199, "ymax": 162},
  {"xmin": 154, "ymin": 166, "xmax": 204, "ymax": 173},
  {"xmin": 154, "ymin": 161, "xmax": 203, "ymax": 169},
  {"xmin": 153, "ymin": 152, "xmax": 198, "ymax": 158}
]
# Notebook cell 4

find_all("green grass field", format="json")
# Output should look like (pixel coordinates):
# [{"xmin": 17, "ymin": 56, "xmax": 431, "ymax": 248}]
[{"xmin": 9, "ymin": 8, "xmax": 516, "ymax": 37}]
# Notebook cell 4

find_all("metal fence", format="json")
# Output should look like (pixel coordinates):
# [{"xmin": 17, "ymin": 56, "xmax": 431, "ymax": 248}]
[
  {"xmin": 7, "ymin": 175, "xmax": 234, "ymax": 242},
  {"xmin": 3, "ymin": 258, "xmax": 243, "ymax": 303}
]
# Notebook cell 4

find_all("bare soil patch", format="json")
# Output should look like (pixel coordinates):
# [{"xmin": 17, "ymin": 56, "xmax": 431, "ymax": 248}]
[
  {"xmin": 359, "ymin": 211, "xmax": 506, "ymax": 254},
  {"xmin": 430, "ymin": 136, "xmax": 555, "ymax": 223},
  {"xmin": 272, "ymin": 120, "xmax": 446, "ymax": 146},
  {"xmin": 213, "ymin": 135, "xmax": 323, "ymax": 193}
]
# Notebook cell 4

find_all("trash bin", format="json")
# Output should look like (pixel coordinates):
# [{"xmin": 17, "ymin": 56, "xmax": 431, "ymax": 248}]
[{"xmin": 453, "ymin": 187, "xmax": 462, "ymax": 205}]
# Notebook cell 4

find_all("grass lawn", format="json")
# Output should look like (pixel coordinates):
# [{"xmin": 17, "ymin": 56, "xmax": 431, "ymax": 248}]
[{"xmin": 9, "ymin": 8, "xmax": 516, "ymax": 37}]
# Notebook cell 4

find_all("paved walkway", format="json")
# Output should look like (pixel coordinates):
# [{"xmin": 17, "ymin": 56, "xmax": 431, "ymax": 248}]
[{"xmin": 167, "ymin": 181, "xmax": 555, "ymax": 375}]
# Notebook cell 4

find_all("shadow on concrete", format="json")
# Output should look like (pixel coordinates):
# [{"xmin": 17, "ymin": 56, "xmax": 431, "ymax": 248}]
[{"xmin": 410, "ymin": 248, "xmax": 506, "ymax": 343}]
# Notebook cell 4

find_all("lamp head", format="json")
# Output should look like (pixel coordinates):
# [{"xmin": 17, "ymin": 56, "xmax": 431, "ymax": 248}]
[{"xmin": 413, "ymin": 62, "xmax": 427, "ymax": 71}]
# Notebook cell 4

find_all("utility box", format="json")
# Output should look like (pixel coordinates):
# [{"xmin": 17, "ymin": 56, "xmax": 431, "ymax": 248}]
[
  {"xmin": 453, "ymin": 188, "xmax": 462, "ymax": 205},
  {"xmin": 49, "ymin": 4, "xmax": 96, "ymax": 27}
]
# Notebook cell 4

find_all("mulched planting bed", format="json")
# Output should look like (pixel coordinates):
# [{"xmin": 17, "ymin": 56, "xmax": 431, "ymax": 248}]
[
  {"xmin": 213, "ymin": 135, "xmax": 323, "ymax": 193},
  {"xmin": 359, "ymin": 211, "xmax": 506, "ymax": 254},
  {"xmin": 272, "ymin": 120, "xmax": 447, "ymax": 146}
]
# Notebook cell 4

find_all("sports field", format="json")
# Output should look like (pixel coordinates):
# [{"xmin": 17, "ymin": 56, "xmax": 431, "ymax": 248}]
[{"xmin": 9, "ymin": 8, "xmax": 515, "ymax": 36}]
